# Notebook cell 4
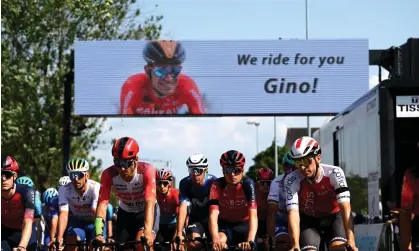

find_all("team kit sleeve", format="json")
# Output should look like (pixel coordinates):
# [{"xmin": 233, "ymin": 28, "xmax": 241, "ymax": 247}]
[
  {"xmin": 143, "ymin": 164, "xmax": 157, "ymax": 200},
  {"xmin": 329, "ymin": 167, "xmax": 351, "ymax": 203},
  {"xmin": 243, "ymin": 178, "xmax": 257, "ymax": 210},
  {"xmin": 49, "ymin": 197, "xmax": 60, "ymax": 217},
  {"xmin": 34, "ymin": 192, "xmax": 43, "ymax": 218},
  {"xmin": 58, "ymin": 185, "xmax": 70, "ymax": 212},
  {"xmin": 106, "ymin": 204, "xmax": 114, "ymax": 221},
  {"xmin": 98, "ymin": 170, "xmax": 112, "ymax": 204},
  {"xmin": 267, "ymin": 177, "xmax": 281, "ymax": 203},
  {"xmin": 400, "ymin": 169, "xmax": 414, "ymax": 211},
  {"xmin": 284, "ymin": 173, "xmax": 300, "ymax": 211},
  {"xmin": 208, "ymin": 180, "xmax": 221, "ymax": 211},
  {"xmin": 23, "ymin": 186, "xmax": 36, "ymax": 221},
  {"xmin": 91, "ymin": 182, "xmax": 101, "ymax": 210},
  {"xmin": 178, "ymin": 178, "xmax": 190, "ymax": 204}
]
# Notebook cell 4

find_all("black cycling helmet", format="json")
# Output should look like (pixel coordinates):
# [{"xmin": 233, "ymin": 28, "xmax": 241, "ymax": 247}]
[{"xmin": 143, "ymin": 40, "xmax": 186, "ymax": 65}]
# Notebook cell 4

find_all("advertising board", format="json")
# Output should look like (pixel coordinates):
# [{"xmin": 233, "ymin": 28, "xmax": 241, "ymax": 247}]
[{"xmin": 74, "ymin": 39, "xmax": 369, "ymax": 116}]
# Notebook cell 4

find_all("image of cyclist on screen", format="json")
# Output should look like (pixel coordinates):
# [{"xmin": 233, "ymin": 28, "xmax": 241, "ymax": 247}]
[{"xmin": 120, "ymin": 40, "xmax": 205, "ymax": 115}]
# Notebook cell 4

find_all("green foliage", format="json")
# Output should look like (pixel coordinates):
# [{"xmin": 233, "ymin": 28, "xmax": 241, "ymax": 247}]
[
  {"xmin": 1, "ymin": 0, "xmax": 163, "ymax": 194},
  {"xmin": 246, "ymin": 141, "xmax": 289, "ymax": 180},
  {"xmin": 346, "ymin": 174, "xmax": 368, "ymax": 214}
]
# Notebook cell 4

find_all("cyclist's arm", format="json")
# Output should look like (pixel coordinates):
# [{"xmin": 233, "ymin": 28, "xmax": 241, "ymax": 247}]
[
  {"xmin": 266, "ymin": 180, "xmax": 280, "ymax": 239},
  {"xmin": 95, "ymin": 170, "xmax": 112, "ymax": 237},
  {"xmin": 175, "ymin": 179, "xmax": 190, "ymax": 235},
  {"xmin": 50, "ymin": 215, "xmax": 59, "ymax": 243},
  {"xmin": 19, "ymin": 187, "xmax": 36, "ymax": 249},
  {"xmin": 399, "ymin": 170, "xmax": 414, "ymax": 251},
  {"xmin": 143, "ymin": 164, "xmax": 157, "ymax": 235},
  {"xmin": 330, "ymin": 167, "xmax": 354, "ymax": 244},
  {"xmin": 208, "ymin": 181, "xmax": 221, "ymax": 242},
  {"xmin": 57, "ymin": 186, "xmax": 70, "ymax": 241},
  {"xmin": 244, "ymin": 178, "xmax": 258, "ymax": 242},
  {"xmin": 106, "ymin": 205, "xmax": 114, "ymax": 239},
  {"xmin": 91, "ymin": 183, "xmax": 100, "ymax": 216},
  {"xmin": 285, "ymin": 174, "xmax": 300, "ymax": 248}
]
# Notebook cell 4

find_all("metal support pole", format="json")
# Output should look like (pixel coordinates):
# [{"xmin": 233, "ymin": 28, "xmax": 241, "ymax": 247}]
[
  {"xmin": 274, "ymin": 116, "xmax": 278, "ymax": 176},
  {"xmin": 63, "ymin": 50, "xmax": 74, "ymax": 176},
  {"xmin": 305, "ymin": 0, "xmax": 311, "ymax": 137}
]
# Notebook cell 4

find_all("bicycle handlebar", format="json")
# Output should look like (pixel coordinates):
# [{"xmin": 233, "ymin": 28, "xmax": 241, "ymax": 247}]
[{"xmin": 180, "ymin": 237, "xmax": 255, "ymax": 250}]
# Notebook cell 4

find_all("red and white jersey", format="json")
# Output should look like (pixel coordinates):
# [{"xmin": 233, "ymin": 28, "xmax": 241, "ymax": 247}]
[
  {"xmin": 98, "ymin": 162, "xmax": 156, "ymax": 213},
  {"xmin": 58, "ymin": 179, "xmax": 100, "ymax": 221},
  {"xmin": 284, "ymin": 164, "xmax": 350, "ymax": 218}
]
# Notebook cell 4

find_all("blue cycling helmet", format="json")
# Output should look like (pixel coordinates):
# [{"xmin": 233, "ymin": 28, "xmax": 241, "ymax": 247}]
[
  {"xmin": 42, "ymin": 188, "xmax": 58, "ymax": 205},
  {"xmin": 282, "ymin": 151, "xmax": 296, "ymax": 175},
  {"xmin": 16, "ymin": 176, "xmax": 34, "ymax": 188}
]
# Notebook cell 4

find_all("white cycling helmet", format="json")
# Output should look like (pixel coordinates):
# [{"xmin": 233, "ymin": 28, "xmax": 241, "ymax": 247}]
[
  {"xmin": 290, "ymin": 136, "xmax": 321, "ymax": 159},
  {"xmin": 186, "ymin": 153, "xmax": 208, "ymax": 168},
  {"xmin": 58, "ymin": 176, "xmax": 71, "ymax": 187},
  {"xmin": 66, "ymin": 158, "xmax": 89, "ymax": 173},
  {"xmin": 156, "ymin": 168, "xmax": 173, "ymax": 180}
]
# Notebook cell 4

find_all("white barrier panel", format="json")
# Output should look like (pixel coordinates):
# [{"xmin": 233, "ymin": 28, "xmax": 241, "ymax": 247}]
[{"xmin": 355, "ymin": 223, "xmax": 384, "ymax": 251}]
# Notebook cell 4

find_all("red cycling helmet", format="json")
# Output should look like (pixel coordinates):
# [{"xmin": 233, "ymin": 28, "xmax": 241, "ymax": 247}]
[
  {"xmin": 220, "ymin": 150, "xmax": 246, "ymax": 168},
  {"xmin": 1, "ymin": 156, "xmax": 19, "ymax": 173},
  {"xmin": 112, "ymin": 137, "xmax": 139, "ymax": 160},
  {"xmin": 256, "ymin": 168, "xmax": 274, "ymax": 181},
  {"xmin": 156, "ymin": 168, "xmax": 173, "ymax": 181}
]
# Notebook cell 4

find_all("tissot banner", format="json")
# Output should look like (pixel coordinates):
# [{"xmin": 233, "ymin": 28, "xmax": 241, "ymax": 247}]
[{"xmin": 74, "ymin": 39, "xmax": 369, "ymax": 116}]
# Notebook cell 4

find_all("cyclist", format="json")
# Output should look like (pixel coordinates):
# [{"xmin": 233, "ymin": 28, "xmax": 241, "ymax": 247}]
[
  {"xmin": 399, "ymin": 164, "xmax": 419, "ymax": 251},
  {"xmin": 55, "ymin": 158, "xmax": 100, "ymax": 251},
  {"xmin": 120, "ymin": 40, "xmax": 205, "ymax": 115},
  {"xmin": 266, "ymin": 152, "xmax": 296, "ymax": 251},
  {"xmin": 209, "ymin": 150, "xmax": 258, "ymax": 251},
  {"xmin": 58, "ymin": 176, "xmax": 71, "ymax": 187},
  {"xmin": 285, "ymin": 136, "xmax": 357, "ymax": 251},
  {"xmin": 155, "ymin": 168, "xmax": 179, "ymax": 249},
  {"xmin": 1, "ymin": 156, "xmax": 37, "ymax": 251},
  {"xmin": 15, "ymin": 176, "xmax": 43, "ymax": 249},
  {"xmin": 255, "ymin": 167, "xmax": 275, "ymax": 247},
  {"xmin": 42, "ymin": 188, "xmax": 59, "ymax": 251},
  {"xmin": 94, "ymin": 137, "xmax": 159, "ymax": 251},
  {"xmin": 175, "ymin": 153, "xmax": 217, "ymax": 251}
]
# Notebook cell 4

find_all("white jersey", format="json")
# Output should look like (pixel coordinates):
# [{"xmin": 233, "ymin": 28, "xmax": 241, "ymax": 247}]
[
  {"xmin": 267, "ymin": 174, "xmax": 287, "ymax": 216},
  {"xmin": 58, "ymin": 179, "xmax": 100, "ymax": 221}
]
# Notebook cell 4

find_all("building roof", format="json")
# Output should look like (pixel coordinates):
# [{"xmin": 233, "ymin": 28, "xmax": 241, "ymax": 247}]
[{"xmin": 284, "ymin": 127, "xmax": 319, "ymax": 149}]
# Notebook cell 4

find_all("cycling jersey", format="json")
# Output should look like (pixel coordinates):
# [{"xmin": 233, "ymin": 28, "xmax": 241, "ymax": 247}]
[
  {"xmin": 401, "ymin": 168, "xmax": 419, "ymax": 215},
  {"xmin": 285, "ymin": 164, "xmax": 350, "ymax": 218},
  {"xmin": 256, "ymin": 188, "xmax": 268, "ymax": 217},
  {"xmin": 209, "ymin": 177, "xmax": 257, "ymax": 223},
  {"xmin": 267, "ymin": 174, "xmax": 287, "ymax": 215},
  {"xmin": 42, "ymin": 196, "xmax": 59, "ymax": 225},
  {"xmin": 58, "ymin": 179, "xmax": 100, "ymax": 221},
  {"xmin": 120, "ymin": 73, "xmax": 205, "ymax": 115},
  {"xmin": 98, "ymin": 162, "xmax": 156, "ymax": 213},
  {"xmin": 157, "ymin": 188, "xmax": 179, "ymax": 224},
  {"xmin": 1, "ymin": 184, "xmax": 35, "ymax": 229},
  {"xmin": 179, "ymin": 173, "xmax": 217, "ymax": 221}
]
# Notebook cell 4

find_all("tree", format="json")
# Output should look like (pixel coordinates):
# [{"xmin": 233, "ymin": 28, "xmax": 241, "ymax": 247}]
[
  {"xmin": 1, "ymin": 0, "xmax": 163, "ymax": 194},
  {"xmin": 346, "ymin": 174, "xmax": 368, "ymax": 214},
  {"xmin": 246, "ymin": 141, "xmax": 289, "ymax": 180}
]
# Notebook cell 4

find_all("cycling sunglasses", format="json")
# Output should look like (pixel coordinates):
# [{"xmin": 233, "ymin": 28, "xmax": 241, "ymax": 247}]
[
  {"xmin": 1, "ymin": 171, "xmax": 15, "ymax": 179},
  {"xmin": 294, "ymin": 156, "xmax": 313, "ymax": 168},
  {"xmin": 113, "ymin": 159, "xmax": 135, "ymax": 168},
  {"xmin": 222, "ymin": 167, "xmax": 243, "ymax": 175},
  {"xmin": 157, "ymin": 181, "xmax": 170, "ymax": 187},
  {"xmin": 258, "ymin": 180, "xmax": 272, "ymax": 186},
  {"xmin": 153, "ymin": 66, "xmax": 182, "ymax": 79},
  {"xmin": 69, "ymin": 172, "xmax": 86, "ymax": 180},
  {"xmin": 188, "ymin": 167, "xmax": 207, "ymax": 176}
]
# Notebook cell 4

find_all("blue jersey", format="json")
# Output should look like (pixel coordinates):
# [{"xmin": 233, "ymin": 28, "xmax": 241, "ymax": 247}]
[
  {"xmin": 34, "ymin": 190, "xmax": 42, "ymax": 219},
  {"xmin": 106, "ymin": 204, "xmax": 114, "ymax": 221},
  {"xmin": 42, "ymin": 196, "xmax": 59, "ymax": 226},
  {"xmin": 179, "ymin": 174, "xmax": 217, "ymax": 221}
]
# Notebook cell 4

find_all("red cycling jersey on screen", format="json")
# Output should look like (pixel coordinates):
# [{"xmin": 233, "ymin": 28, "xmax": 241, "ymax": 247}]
[
  {"xmin": 209, "ymin": 177, "xmax": 257, "ymax": 223},
  {"xmin": 1, "ymin": 184, "xmax": 35, "ymax": 229},
  {"xmin": 401, "ymin": 168, "xmax": 419, "ymax": 215},
  {"xmin": 120, "ymin": 73, "xmax": 204, "ymax": 115}
]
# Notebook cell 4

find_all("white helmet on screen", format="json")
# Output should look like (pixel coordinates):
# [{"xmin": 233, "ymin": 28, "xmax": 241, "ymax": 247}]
[
  {"xmin": 290, "ymin": 136, "xmax": 321, "ymax": 159},
  {"xmin": 186, "ymin": 153, "xmax": 208, "ymax": 168}
]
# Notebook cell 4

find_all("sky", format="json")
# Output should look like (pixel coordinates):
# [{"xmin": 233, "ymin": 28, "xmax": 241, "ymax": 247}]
[{"xmin": 90, "ymin": 0, "xmax": 418, "ymax": 186}]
